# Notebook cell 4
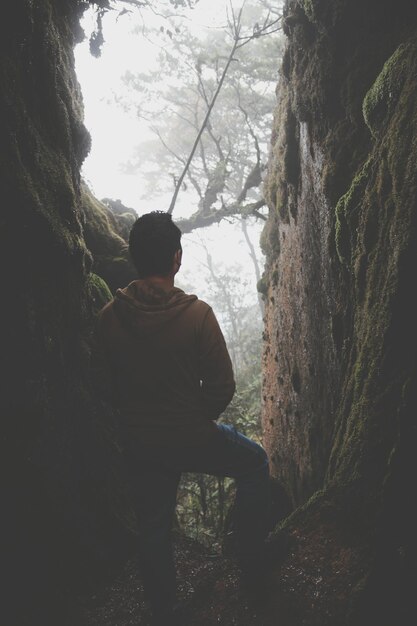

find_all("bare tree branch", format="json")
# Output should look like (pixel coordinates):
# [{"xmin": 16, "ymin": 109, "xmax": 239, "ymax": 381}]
[
  {"xmin": 198, "ymin": 160, "xmax": 228, "ymax": 214},
  {"xmin": 166, "ymin": 0, "xmax": 282, "ymax": 215},
  {"xmin": 175, "ymin": 199, "xmax": 266, "ymax": 234},
  {"xmin": 195, "ymin": 75, "xmax": 225, "ymax": 162},
  {"xmin": 168, "ymin": 2, "xmax": 281, "ymax": 214},
  {"xmin": 234, "ymin": 88, "xmax": 263, "ymax": 204},
  {"xmin": 151, "ymin": 126, "xmax": 204, "ymax": 199},
  {"xmin": 198, "ymin": 131, "xmax": 211, "ymax": 180},
  {"xmin": 167, "ymin": 36, "xmax": 239, "ymax": 214},
  {"xmin": 235, "ymin": 16, "xmax": 283, "ymax": 50}
]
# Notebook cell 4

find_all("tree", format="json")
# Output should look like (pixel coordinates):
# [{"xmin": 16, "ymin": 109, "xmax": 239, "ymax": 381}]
[
  {"xmin": 116, "ymin": 0, "xmax": 284, "ymax": 230},
  {"xmin": 85, "ymin": 0, "xmax": 201, "ymax": 57}
]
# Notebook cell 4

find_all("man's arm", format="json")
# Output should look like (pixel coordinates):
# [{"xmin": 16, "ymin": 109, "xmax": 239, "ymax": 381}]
[{"xmin": 198, "ymin": 306, "xmax": 235, "ymax": 420}]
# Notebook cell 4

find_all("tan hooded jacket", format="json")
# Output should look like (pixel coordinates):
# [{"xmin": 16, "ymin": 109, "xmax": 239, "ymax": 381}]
[{"xmin": 97, "ymin": 280, "xmax": 235, "ymax": 447}]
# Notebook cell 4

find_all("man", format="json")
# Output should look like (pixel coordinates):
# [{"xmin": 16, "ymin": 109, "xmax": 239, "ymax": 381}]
[{"xmin": 98, "ymin": 211, "xmax": 271, "ymax": 626}]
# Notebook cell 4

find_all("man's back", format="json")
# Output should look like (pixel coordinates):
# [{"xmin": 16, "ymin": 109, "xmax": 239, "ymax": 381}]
[{"xmin": 98, "ymin": 279, "xmax": 235, "ymax": 447}]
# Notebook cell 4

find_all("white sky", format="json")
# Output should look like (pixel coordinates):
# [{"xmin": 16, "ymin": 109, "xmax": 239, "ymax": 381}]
[{"xmin": 74, "ymin": 0, "xmax": 270, "ymax": 299}]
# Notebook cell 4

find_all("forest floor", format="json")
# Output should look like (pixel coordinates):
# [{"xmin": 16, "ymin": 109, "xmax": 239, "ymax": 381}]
[{"xmin": 70, "ymin": 515, "xmax": 365, "ymax": 626}]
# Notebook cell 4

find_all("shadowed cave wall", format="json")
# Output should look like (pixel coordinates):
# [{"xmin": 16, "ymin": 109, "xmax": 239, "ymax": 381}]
[
  {"xmin": 1, "ymin": 0, "xmax": 416, "ymax": 624},
  {"xmin": 261, "ymin": 0, "xmax": 417, "ymax": 622},
  {"xmin": 0, "ymin": 2, "xmax": 136, "ymax": 623}
]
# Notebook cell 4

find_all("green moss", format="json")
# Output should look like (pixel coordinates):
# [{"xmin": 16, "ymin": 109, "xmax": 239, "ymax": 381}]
[
  {"xmin": 301, "ymin": 0, "xmax": 316, "ymax": 23},
  {"xmin": 87, "ymin": 272, "xmax": 113, "ymax": 314},
  {"xmin": 259, "ymin": 208, "xmax": 281, "ymax": 261},
  {"xmin": 0, "ymin": 0, "xmax": 92, "ymax": 273},
  {"xmin": 257, "ymin": 274, "xmax": 269, "ymax": 296},
  {"xmin": 259, "ymin": 222, "xmax": 269, "ymax": 256},
  {"xmin": 272, "ymin": 268, "xmax": 279, "ymax": 286},
  {"xmin": 81, "ymin": 184, "xmax": 137, "ymax": 291},
  {"xmin": 363, "ymin": 43, "xmax": 410, "ymax": 137},
  {"xmin": 0, "ymin": 1, "xmax": 140, "ymax": 612},
  {"xmin": 330, "ymin": 41, "xmax": 417, "ymax": 495},
  {"xmin": 335, "ymin": 157, "xmax": 372, "ymax": 266},
  {"xmin": 81, "ymin": 183, "xmax": 127, "ymax": 255}
]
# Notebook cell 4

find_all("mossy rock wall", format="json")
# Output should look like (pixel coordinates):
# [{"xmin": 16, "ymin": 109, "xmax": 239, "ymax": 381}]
[
  {"xmin": 0, "ymin": 2, "xmax": 135, "ymax": 622},
  {"xmin": 262, "ymin": 0, "xmax": 417, "ymax": 621},
  {"xmin": 81, "ymin": 183, "xmax": 137, "ymax": 293}
]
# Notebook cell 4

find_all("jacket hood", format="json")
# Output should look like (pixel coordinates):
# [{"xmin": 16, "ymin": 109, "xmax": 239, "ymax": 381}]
[{"xmin": 113, "ymin": 280, "xmax": 197, "ymax": 338}]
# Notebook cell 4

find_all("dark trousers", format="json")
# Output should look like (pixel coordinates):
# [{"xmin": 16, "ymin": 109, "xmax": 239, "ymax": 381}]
[{"xmin": 122, "ymin": 423, "xmax": 271, "ymax": 622}]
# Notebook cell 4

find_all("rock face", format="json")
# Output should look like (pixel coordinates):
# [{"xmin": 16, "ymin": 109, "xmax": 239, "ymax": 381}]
[
  {"xmin": 2, "ymin": 0, "xmax": 416, "ymax": 623},
  {"xmin": 261, "ymin": 112, "xmax": 339, "ymax": 506},
  {"xmin": 262, "ymin": 0, "xmax": 417, "ymax": 620},
  {"xmin": 81, "ymin": 184, "xmax": 137, "ymax": 293},
  {"xmin": 0, "ymin": 2, "xmax": 134, "ymax": 623}
]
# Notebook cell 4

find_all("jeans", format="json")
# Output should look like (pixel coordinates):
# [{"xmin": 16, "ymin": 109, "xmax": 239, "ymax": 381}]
[{"xmin": 122, "ymin": 423, "xmax": 271, "ymax": 622}]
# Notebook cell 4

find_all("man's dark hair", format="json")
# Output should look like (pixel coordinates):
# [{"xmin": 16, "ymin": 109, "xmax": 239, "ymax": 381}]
[{"xmin": 129, "ymin": 211, "xmax": 182, "ymax": 278}]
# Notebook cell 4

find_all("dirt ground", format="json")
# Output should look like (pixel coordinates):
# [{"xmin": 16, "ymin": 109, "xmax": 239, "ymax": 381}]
[{"xmin": 69, "ymin": 517, "xmax": 367, "ymax": 626}]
